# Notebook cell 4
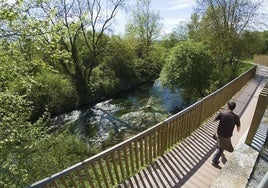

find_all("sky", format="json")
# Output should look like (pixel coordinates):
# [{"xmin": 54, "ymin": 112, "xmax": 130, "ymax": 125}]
[
  {"xmin": 114, "ymin": 0, "xmax": 268, "ymax": 36},
  {"xmin": 6, "ymin": 0, "xmax": 194, "ymax": 35},
  {"xmin": 6, "ymin": 0, "xmax": 268, "ymax": 35},
  {"xmin": 150, "ymin": 0, "xmax": 196, "ymax": 34},
  {"xmin": 114, "ymin": 0, "xmax": 196, "ymax": 35}
]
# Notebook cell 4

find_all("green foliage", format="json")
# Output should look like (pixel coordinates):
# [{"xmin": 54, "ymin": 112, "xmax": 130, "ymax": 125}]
[
  {"xmin": 239, "ymin": 31, "xmax": 264, "ymax": 58},
  {"xmin": 0, "ymin": 92, "xmax": 49, "ymax": 188},
  {"xmin": 160, "ymin": 40, "xmax": 213, "ymax": 102},
  {"xmin": 126, "ymin": 0, "xmax": 161, "ymax": 59},
  {"xmin": 162, "ymin": 23, "xmax": 189, "ymax": 50},
  {"xmin": 27, "ymin": 130, "xmax": 92, "ymax": 185},
  {"xmin": 187, "ymin": 0, "xmax": 264, "ymax": 71},
  {"xmin": 239, "ymin": 30, "xmax": 268, "ymax": 56},
  {"xmin": 0, "ymin": 0, "xmax": 262, "ymax": 187},
  {"xmin": 261, "ymin": 31, "xmax": 268, "ymax": 55},
  {"xmin": 90, "ymin": 64, "xmax": 121, "ymax": 98},
  {"xmin": 0, "ymin": 42, "xmax": 44, "ymax": 92},
  {"xmin": 148, "ymin": 43, "xmax": 166, "ymax": 74},
  {"xmin": 187, "ymin": 13, "xmax": 201, "ymax": 41},
  {"xmin": 209, "ymin": 61, "xmax": 254, "ymax": 92},
  {"xmin": 27, "ymin": 72, "xmax": 79, "ymax": 119},
  {"xmin": 100, "ymin": 36, "xmax": 139, "ymax": 89},
  {"xmin": 0, "ymin": 92, "xmax": 93, "ymax": 187},
  {"xmin": 89, "ymin": 35, "xmax": 164, "ymax": 98},
  {"xmin": 133, "ymin": 57, "xmax": 161, "ymax": 82}
]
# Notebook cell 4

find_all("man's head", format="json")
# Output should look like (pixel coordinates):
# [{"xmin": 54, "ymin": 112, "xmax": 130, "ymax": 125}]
[{"xmin": 228, "ymin": 101, "xmax": 236, "ymax": 111}]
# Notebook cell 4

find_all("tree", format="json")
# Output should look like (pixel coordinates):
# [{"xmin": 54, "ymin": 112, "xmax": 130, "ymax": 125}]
[
  {"xmin": 162, "ymin": 22, "xmax": 189, "ymax": 50},
  {"xmin": 0, "ymin": 0, "xmax": 126, "ymax": 104},
  {"xmin": 160, "ymin": 41, "xmax": 213, "ymax": 103},
  {"xmin": 126, "ymin": 0, "xmax": 161, "ymax": 59},
  {"xmin": 195, "ymin": 0, "xmax": 263, "ymax": 66},
  {"xmin": 261, "ymin": 30, "xmax": 268, "ymax": 54},
  {"xmin": 90, "ymin": 36, "xmax": 139, "ymax": 97},
  {"xmin": 187, "ymin": 13, "xmax": 201, "ymax": 41},
  {"xmin": 40, "ymin": 0, "xmax": 126, "ymax": 102},
  {"xmin": 239, "ymin": 30, "xmax": 264, "ymax": 58},
  {"xmin": 0, "ymin": 92, "xmax": 50, "ymax": 188},
  {"xmin": 0, "ymin": 42, "xmax": 92, "ymax": 187}
]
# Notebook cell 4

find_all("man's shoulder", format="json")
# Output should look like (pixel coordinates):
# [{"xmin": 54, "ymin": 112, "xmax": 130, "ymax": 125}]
[
  {"xmin": 221, "ymin": 111, "xmax": 239, "ymax": 118},
  {"xmin": 231, "ymin": 112, "xmax": 239, "ymax": 118},
  {"xmin": 220, "ymin": 111, "xmax": 229, "ymax": 116}
]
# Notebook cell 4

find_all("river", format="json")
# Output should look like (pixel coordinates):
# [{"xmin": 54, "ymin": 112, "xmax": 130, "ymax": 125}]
[{"xmin": 51, "ymin": 80, "xmax": 185, "ymax": 147}]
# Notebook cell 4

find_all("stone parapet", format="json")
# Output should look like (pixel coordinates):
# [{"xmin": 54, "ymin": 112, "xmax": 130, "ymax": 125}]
[{"xmin": 210, "ymin": 144, "xmax": 259, "ymax": 188}]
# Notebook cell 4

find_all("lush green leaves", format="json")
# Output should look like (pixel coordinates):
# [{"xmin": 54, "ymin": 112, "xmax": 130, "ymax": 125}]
[
  {"xmin": 126, "ymin": 0, "xmax": 161, "ymax": 59},
  {"xmin": 0, "ymin": 93, "xmax": 48, "ymax": 187},
  {"xmin": 0, "ymin": 0, "xmax": 265, "ymax": 187},
  {"xmin": 194, "ymin": 0, "xmax": 263, "ymax": 64},
  {"xmin": 28, "ymin": 72, "xmax": 78, "ymax": 119},
  {"xmin": 0, "ymin": 92, "xmax": 91, "ymax": 187},
  {"xmin": 160, "ymin": 41, "xmax": 213, "ymax": 102}
]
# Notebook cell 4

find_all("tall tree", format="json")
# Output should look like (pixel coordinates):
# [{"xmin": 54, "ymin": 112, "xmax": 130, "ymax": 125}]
[
  {"xmin": 162, "ymin": 22, "xmax": 189, "ymax": 49},
  {"xmin": 126, "ymin": 0, "xmax": 161, "ymax": 59},
  {"xmin": 195, "ymin": 0, "xmax": 263, "ymax": 66},
  {"xmin": 187, "ymin": 13, "xmax": 201, "ymax": 41},
  {"xmin": 0, "ymin": 0, "xmax": 126, "ymax": 103},
  {"xmin": 39, "ymin": 0, "xmax": 126, "ymax": 103},
  {"xmin": 239, "ymin": 30, "xmax": 264, "ymax": 58}
]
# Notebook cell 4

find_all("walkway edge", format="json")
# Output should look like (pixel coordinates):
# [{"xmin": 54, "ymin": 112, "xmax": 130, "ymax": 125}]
[
  {"xmin": 210, "ymin": 143, "xmax": 259, "ymax": 188},
  {"xmin": 210, "ymin": 65, "xmax": 268, "ymax": 188}
]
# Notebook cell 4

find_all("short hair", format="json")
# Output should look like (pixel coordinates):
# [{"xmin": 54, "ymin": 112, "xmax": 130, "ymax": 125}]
[{"xmin": 228, "ymin": 101, "xmax": 236, "ymax": 110}]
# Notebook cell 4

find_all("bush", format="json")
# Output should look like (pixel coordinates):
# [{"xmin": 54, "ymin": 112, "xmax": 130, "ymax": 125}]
[
  {"xmin": 27, "ymin": 131, "xmax": 92, "ymax": 185},
  {"xmin": 160, "ymin": 40, "xmax": 214, "ymax": 102},
  {"xmin": 0, "ymin": 93, "xmax": 49, "ymax": 188},
  {"xmin": 0, "ymin": 92, "xmax": 93, "ymax": 187},
  {"xmin": 28, "ymin": 72, "xmax": 79, "ymax": 119}
]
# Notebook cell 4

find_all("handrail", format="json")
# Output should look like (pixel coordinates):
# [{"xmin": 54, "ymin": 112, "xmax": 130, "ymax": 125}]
[{"xmin": 30, "ymin": 65, "xmax": 257, "ymax": 188}]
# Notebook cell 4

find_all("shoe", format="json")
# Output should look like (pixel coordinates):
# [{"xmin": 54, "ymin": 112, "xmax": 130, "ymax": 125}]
[
  {"xmin": 221, "ymin": 153, "xmax": 227, "ymax": 164},
  {"xmin": 212, "ymin": 160, "xmax": 219, "ymax": 166}
]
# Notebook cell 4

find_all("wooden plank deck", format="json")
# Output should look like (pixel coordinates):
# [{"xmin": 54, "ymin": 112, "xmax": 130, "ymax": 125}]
[{"xmin": 119, "ymin": 65, "xmax": 268, "ymax": 188}]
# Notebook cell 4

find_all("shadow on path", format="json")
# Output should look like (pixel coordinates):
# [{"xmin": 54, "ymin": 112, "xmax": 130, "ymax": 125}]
[{"xmin": 119, "ymin": 66, "xmax": 266, "ymax": 188}]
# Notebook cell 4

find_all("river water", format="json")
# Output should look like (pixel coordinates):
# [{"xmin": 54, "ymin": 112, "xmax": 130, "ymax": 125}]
[{"xmin": 52, "ymin": 80, "xmax": 185, "ymax": 146}]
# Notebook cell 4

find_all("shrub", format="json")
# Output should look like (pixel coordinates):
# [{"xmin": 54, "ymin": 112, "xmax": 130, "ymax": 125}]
[{"xmin": 28, "ymin": 72, "xmax": 79, "ymax": 119}]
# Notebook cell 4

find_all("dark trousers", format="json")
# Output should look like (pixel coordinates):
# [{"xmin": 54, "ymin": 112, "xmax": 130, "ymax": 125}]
[{"xmin": 213, "ymin": 147, "xmax": 224, "ymax": 163}]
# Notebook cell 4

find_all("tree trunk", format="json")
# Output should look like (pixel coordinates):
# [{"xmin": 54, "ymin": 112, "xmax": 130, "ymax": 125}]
[{"xmin": 74, "ymin": 75, "xmax": 90, "ymax": 105}]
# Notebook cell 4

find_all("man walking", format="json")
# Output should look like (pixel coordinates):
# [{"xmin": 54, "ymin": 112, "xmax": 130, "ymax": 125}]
[{"xmin": 212, "ymin": 101, "xmax": 241, "ymax": 166}]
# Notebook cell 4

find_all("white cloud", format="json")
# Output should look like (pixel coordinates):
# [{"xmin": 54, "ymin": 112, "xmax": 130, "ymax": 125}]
[
  {"xmin": 164, "ymin": 17, "xmax": 188, "ymax": 26},
  {"xmin": 161, "ymin": 17, "xmax": 190, "ymax": 34},
  {"xmin": 165, "ymin": 0, "xmax": 196, "ymax": 11},
  {"xmin": 112, "ymin": 9, "xmax": 127, "ymax": 35},
  {"xmin": 7, "ymin": 0, "xmax": 15, "ymax": 3}
]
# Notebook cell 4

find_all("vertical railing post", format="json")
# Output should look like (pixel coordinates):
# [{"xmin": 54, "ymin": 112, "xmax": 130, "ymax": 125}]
[
  {"xmin": 245, "ymin": 85, "xmax": 268, "ymax": 145},
  {"xmin": 160, "ymin": 124, "xmax": 167, "ymax": 155},
  {"xmin": 199, "ymin": 99, "xmax": 206, "ymax": 124}
]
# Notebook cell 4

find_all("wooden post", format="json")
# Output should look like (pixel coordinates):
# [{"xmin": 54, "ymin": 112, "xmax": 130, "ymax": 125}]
[{"xmin": 245, "ymin": 87, "xmax": 268, "ymax": 145}]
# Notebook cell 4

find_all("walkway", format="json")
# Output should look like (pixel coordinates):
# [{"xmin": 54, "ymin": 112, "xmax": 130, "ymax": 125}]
[{"xmin": 119, "ymin": 65, "xmax": 268, "ymax": 188}]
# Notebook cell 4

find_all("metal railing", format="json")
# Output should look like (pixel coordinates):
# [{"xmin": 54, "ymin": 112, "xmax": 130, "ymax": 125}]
[{"xmin": 30, "ymin": 66, "xmax": 257, "ymax": 188}]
